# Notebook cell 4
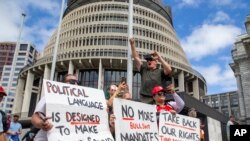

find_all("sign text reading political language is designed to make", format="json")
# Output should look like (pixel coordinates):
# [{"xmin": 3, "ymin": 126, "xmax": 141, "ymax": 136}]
[{"xmin": 43, "ymin": 79, "xmax": 114, "ymax": 141}]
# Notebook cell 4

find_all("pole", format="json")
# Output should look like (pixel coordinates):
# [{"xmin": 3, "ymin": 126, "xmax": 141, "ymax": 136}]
[
  {"xmin": 127, "ymin": 0, "xmax": 133, "ymax": 97},
  {"xmin": 3, "ymin": 13, "xmax": 26, "ymax": 111},
  {"xmin": 50, "ymin": 0, "xmax": 65, "ymax": 80}
]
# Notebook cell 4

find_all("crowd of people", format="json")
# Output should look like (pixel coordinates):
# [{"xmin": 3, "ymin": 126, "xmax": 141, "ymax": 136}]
[
  {"xmin": 0, "ymin": 37, "xmax": 233, "ymax": 141},
  {"xmin": 27, "ymin": 37, "xmax": 187, "ymax": 141}
]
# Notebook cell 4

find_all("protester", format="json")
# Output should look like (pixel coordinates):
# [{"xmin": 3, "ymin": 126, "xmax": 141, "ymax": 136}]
[
  {"xmin": 0, "ymin": 86, "xmax": 9, "ymax": 141},
  {"xmin": 188, "ymin": 107, "xmax": 197, "ymax": 118},
  {"xmin": 200, "ymin": 119, "xmax": 205, "ymax": 141},
  {"xmin": 31, "ymin": 74, "xmax": 79, "ymax": 141},
  {"xmin": 227, "ymin": 115, "xmax": 235, "ymax": 141},
  {"xmin": 130, "ymin": 37, "xmax": 172, "ymax": 103},
  {"xmin": 152, "ymin": 84, "xmax": 184, "ymax": 114},
  {"xmin": 108, "ymin": 113, "xmax": 115, "ymax": 140},
  {"xmin": 105, "ymin": 84, "xmax": 118, "ymax": 100},
  {"xmin": 107, "ymin": 80, "xmax": 131, "ymax": 111},
  {"xmin": 6, "ymin": 115, "xmax": 22, "ymax": 141}
]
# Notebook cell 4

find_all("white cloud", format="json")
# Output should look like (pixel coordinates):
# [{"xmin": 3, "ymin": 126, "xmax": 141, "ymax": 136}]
[
  {"xmin": 210, "ymin": 0, "xmax": 247, "ymax": 8},
  {"xmin": 177, "ymin": 0, "xmax": 202, "ymax": 8},
  {"xmin": 211, "ymin": 11, "xmax": 231, "ymax": 24},
  {"xmin": 0, "ymin": 0, "xmax": 61, "ymax": 52},
  {"xmin": 194, "ymin": 64, "xmax": 237, "ymax": 94},
  {"xmin": 181, "ymin": 24, "xmax": 241, "ymax": 60},
  {"xmin": 211, "ymin": 0, "xmax": 232, "ymax": 5}
]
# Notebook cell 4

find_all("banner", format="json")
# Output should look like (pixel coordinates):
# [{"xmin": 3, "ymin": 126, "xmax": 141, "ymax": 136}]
[
  {"xmin": 159, "ymin": 111, "xmax": 200, "ymax": 141},
  {"xmin": 113, "ymin": 98, "xmax": 159, "ymax": 141},
  {"xmin": 43, "ymin": 79, "xmax": 114, "ymax": 141}
]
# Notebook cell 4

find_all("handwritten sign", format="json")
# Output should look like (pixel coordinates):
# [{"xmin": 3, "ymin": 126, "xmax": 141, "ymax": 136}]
[
  {"xmin": 159, "ymin": 111, "xmax": 200, "ymax": 141},
  {"xmin": 113, "ymin": 98, "xmax": 159, "ymax": 141},
  {"xmin": 43, "ymin": 79, "xmax": 114, "ymax": 141}
]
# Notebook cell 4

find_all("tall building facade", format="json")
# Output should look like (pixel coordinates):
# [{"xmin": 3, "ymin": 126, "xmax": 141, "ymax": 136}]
[
  {"xmin": 230, "ymin": 14, "xmax": 250, "ymax": 124},
  {"xmin": 13, "ymin": 0, "xmax": 207, "ymax": 117},
  {"xmin": 0, "ymin": 42, "xmax": 16, "ymax": 81},
  {"xmin": 201, "ymin": 91, "xmax": 240, "ymax": 120},
  {"xmin": 0, "ymin": 42, "xmax": 38, "ymax": 114}
]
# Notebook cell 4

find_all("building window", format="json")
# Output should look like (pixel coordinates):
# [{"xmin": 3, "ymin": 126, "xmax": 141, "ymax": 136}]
[
  {"xmin": 187, "ymin": 82, "xmax": 193, "ymax": 92},
  {"xmin": 17, "ymin": 58, "xmax": 25, "ymax": 61},
  {"xmin": 16, "ymin": 63, "xmax": 24, "ymax": 66},
  {"xmin": 3, "ymin": 78, "xmax": 9, "ymax": 81},
  {"xmin": 20, "ymin": 44, "xmax": 28, "ymax": 51},
  {"xmin": 18, "ymin": 52, "xmax": 26, "ymax": 56},
  {"xmin": 4, "ymin": 68, "xmax": 11, "ymax": 71},
  {"xmin": 79, "ymin": 70, "xmax": 98, "ymax": 88}
]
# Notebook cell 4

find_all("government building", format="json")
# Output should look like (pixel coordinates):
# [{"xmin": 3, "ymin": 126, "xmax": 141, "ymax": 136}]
[
  {"xmin": 13, "ymin": 0, "xmax": 207, "ymax": 118},
  {"xmin": 230, "ymin": 14, "xmax": 250, "ymax": 124}
]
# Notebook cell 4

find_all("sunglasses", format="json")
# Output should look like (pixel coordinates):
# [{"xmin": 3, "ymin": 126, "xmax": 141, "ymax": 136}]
[
  {"xmin": 67, "ymin": 79, "xmax": 79, "ymax": 85},
  {"xmin": 156, "ymin": 91, "xmax": 166, "ymax": 97}
]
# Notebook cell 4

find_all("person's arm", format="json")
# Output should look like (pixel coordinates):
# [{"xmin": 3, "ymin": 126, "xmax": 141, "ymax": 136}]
[
  {"xmin": 153, "ymin": 51, "xmax": 172, "ymax": 75},
  {"xmin": 107, "ymin": 90, "xmax": 119, "ymax": 108},
  {"xmin": 31, "ymin": 97, "xmax": 53, "ymax": 131},
  {"xmin": 166, "ymin": 84, "xmax": 185, "ymax": 113},
  {"xmin": 129, "ymin": 37, "xmax": 142, "ymax": 71},
  {"xmin": 18, "ymin": 125, "xmax": 22, "ymax": 134},
  {"xmin": 169, "ymin": 93, "xmax": 185, "ymax": 113},
  {"xmin": 6, "ymin": 123, "xmax": 16, "ymax": 135}
]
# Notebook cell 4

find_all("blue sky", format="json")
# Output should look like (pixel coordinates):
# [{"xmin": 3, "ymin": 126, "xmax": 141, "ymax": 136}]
[{"xmin": 0, "ymin": 0, "xmax": 249, "ymax": 94}]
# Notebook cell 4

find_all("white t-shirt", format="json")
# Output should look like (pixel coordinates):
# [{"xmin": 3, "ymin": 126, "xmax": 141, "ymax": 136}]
[{"xmin": 33, "ymin": 97, "xmax": 48, "ymax": 141}]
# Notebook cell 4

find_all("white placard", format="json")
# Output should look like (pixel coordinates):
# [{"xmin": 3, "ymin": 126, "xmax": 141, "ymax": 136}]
[
  {"xmin": 43, "ymin": 79, "xmax": 114, "ymax": 141},
  {"xmin": 159, "ymin": 111, "xmax": 200, "ymax": 141},
  {"xmin": 113, "ymin": 98, "xmax": 159, "ymax": 141}
]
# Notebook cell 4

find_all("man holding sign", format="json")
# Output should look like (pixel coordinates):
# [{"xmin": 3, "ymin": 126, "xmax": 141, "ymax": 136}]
[{"xmin": 31, "ymin": 74, "xmax": 79, "ymax": 141}]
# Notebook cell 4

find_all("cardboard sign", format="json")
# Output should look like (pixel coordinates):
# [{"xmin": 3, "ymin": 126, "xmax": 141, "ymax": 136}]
[
  {"xmin": 113, "ymin": 98, "xmax": 159, "ymax": 141},
  {"xmin": 159, "ymin": 111, "xmax": 200, "ymax": 141},
  {"xmin": 43, "ymin": 79, "xmax": 114, "ymax": 141}
]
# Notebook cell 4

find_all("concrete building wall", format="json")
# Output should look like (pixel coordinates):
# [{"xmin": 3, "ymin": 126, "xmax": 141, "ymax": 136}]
[{"xmin": 207, "ymin": 117, "xmax": 222, "ymax": 141}]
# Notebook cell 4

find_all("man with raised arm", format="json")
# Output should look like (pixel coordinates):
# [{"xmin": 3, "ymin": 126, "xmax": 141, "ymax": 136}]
[{"xmin": 130, "ymin": 37, "xmax": 172, "ymax": 104}]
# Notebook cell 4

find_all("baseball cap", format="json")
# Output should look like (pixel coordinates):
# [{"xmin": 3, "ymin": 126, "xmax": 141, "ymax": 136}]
[{"xmin": 0, "ymin": 86, "xmax": 7, "ymax": 96}]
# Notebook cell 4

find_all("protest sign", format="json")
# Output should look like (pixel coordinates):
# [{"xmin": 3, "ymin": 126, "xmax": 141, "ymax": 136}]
[
  {"xmin": 159, "ymin": 111, "xmax": 200, "ymax": 141},
  {"xmin": 43, "ymin": 79, "xmax": 114, "ymax": 141},
  {"xmin": 113, "ymin": 98, "xmax": 158, "ymax": 141}
]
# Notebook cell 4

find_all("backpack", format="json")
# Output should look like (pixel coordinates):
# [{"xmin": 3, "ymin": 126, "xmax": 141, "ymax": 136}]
[{"xmin": 0, "ymin": 110, "xmax": 11, "ymax": 132}]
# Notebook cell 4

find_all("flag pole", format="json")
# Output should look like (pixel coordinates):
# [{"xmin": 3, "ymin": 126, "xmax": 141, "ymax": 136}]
[{"xmin": 50, "ymin": 0, "xmax": 65, "ymax": 80}]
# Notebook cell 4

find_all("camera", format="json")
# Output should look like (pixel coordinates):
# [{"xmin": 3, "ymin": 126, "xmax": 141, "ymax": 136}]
[{"xmin": 144, "ymin": 54, "xmax": 153, "ymax": 61}]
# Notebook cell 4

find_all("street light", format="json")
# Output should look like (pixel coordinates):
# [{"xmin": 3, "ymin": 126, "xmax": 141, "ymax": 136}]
[{"xmin": 3, "ymin": 13, "xmax": 26, "ymax": 112}]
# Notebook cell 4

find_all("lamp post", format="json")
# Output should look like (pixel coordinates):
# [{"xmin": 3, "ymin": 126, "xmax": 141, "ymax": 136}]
[{"xmin": 3, "ymin": 13, "xmax": 26, "ymax": 112}]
